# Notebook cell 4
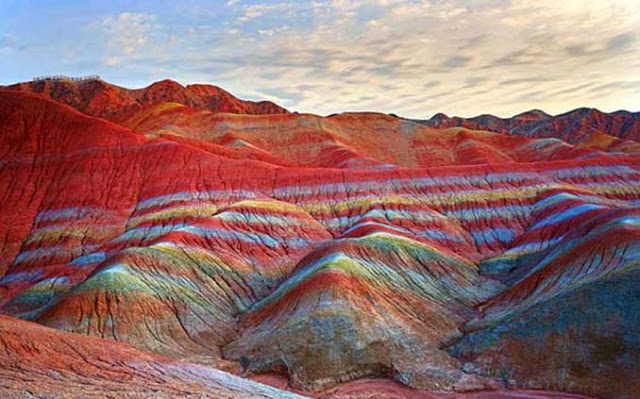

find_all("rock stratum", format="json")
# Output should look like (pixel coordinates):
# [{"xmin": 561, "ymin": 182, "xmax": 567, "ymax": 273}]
[{"xmin": 0, "ymin": 78, "xmax": 639, "ymax": 399}]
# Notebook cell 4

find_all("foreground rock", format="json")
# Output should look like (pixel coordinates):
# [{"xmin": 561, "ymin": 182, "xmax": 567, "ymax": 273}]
[
  {"xmin": 0, "ymin": 315, "xmax": 308, "ymax": 398},
  {"xmin": 448, "ymin": 208, "xmax": 640, "ymax": 399}
]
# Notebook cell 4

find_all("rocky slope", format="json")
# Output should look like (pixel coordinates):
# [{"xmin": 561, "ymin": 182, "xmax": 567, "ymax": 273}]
[
  {"xmin": 117, "ymin": 105, "xmax": 606, "ymax": 169},
  {"xmin": 1, "ymin": 81, "xmax": 639, "ymax": 398},
  {"xmin": 0, "ymin": 315, "xmax": 308, "ymax": 398}
]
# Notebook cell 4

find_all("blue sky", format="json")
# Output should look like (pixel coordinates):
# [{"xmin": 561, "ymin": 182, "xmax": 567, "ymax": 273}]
[{"xmin": 1, "ymin": 0, "xmax": 639, "ymax": 118}]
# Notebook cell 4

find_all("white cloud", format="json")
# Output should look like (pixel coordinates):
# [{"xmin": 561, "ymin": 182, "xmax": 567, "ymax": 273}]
[
  {"xmin": 104, "ymin": 56, "xmax": 121, "ymax": 66},
  {"xmin": 103, "ymin": 12, "xmax": 155, "ymax": 55},
  {"xmin": 258, "ymin": 26, "xmax": 289, "ymax": 37},
  {"xmin": 236, "ymin": 2, "xmax": 300, "ymax": 23},
  {"xmin": 0, "ymin": 34, "xmax": 17, "ymax": 56}
]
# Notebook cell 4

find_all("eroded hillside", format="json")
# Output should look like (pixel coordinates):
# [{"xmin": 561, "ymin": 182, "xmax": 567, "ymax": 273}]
[{"xmin": 1, "ymin": 80, "xmax": 639, "ymax": 399}]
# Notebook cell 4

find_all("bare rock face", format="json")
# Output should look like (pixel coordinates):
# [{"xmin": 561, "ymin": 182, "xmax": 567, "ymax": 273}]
[
  {"xmin": 224, "ymin": 234, "xmax": 502, "ymax": 391},
  {"xmin": 0, "ymin": 315, "xmax": 308, "ymax": 398},
  {"xmin": 0, "ymin": 80, "xmax": 639, "ymax": 398},
  {"xmin": 449, "ymin": 213, "xmax": 640, "ymax": 399}
]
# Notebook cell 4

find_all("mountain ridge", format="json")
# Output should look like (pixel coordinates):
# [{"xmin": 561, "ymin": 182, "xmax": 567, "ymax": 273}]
[
  {"xmin": 417, "ymin": 106, "xmax": 640, "ymax": 144},
  {"xmin": 2, "ymin": 77, "xmax": 289, "ymax": 123}
]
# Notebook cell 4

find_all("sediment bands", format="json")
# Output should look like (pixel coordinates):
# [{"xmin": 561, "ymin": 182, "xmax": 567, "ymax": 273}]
[{"xmin": 0, "ymin": 81, "xmax": 639, "ymax": 398}]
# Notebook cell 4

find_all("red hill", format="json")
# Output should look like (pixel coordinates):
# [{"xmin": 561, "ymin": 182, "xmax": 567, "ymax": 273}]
[{"xmin": 3, "ymin": 78, "xmax": 289, "ymax": 122}]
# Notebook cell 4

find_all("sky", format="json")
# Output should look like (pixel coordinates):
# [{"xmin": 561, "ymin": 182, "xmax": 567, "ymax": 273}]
[{"xmin": 1, "ymin": 0, "xmax": 639, "ymax": 118}]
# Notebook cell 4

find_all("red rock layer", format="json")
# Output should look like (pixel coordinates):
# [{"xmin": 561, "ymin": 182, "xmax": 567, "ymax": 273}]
[
  {"xmin": 119, "ymin": 103, "xmax": 614, "ymax": 169},
  {"xmin": 0, "ymin": 315, "xmax": 307, "ymax": 398}
]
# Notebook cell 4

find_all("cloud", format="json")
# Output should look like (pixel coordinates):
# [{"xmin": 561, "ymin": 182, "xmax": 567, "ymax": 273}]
[
  {"xmin": 0, "ymin": 34, "xmax": 16, "ymax": 48},
  {"xmin": 463, "ymin": 76, "xmax": 488, "ymax": 88},
  {"xmin": 236, "ymin": 3, "xmax": 297, "ymax": 23},
  {"xmin": 0, "ymin": 34, "xmax": 17, "ymax": 56},
  {"xmin": 258, "ymin": 26, "xmax": 290, "ymax": 37},
  {"xmin": 104, "ymin": 56, "xmax": 121, "ymax": 66},
  {"xmin": 423, "ymin": 80, "xmax": 441, "ymax": 90},
  {"xmin": 487, "ymin": 49, "xmax": 529, "ymax": 68},
  {"xmin": 499, "ymin": 77, "xmax": 551, "ymax": 86},
  {"xmin": 564, "ymin": 44, "xmax": 589, "ymax": 57},
  {"xmin": 103, "ymin": 12, "xmax": 155, "ymax": 55},
  {"xmin": 458, "ymin": 34, "xmax": 486, "ymax": 51},
  {"xmin": 440, "ymin": 55, "xmax": 472, "ymax": 69},
  {"xmin": 547, "ymin": 82, "xmax": 598, "ymax": 97},
  {"xmin": 564, "ymin": 31, "xmax": 637, "ymax": 60},
  {"xmin": 606, "ymin": 32, "xmax": 636, "ymax": 51},
  {"xmin": 586, "ymin": 81, "xmax": 640, "ymax": 93}
]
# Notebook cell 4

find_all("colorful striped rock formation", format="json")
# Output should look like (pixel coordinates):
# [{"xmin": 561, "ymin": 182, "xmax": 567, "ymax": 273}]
[
  {"xmin": 0, "ymin": 315, "xmax": 307, "ymax": 399},
  {"xmin": 0, "ymin": 79, "xmax": 639, "ymax": 398}
]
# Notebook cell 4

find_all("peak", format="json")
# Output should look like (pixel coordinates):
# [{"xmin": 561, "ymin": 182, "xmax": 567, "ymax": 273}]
[
  {"xmin": 186, "ymin": 83, "xmax": 223, "ymax": 90},
  {"xmin": 470, "ymin": 113, "xmax": 502, "ymax": 120},
  {"xmin": 562, "ymin": 107, "xmax": 595, "ymax": 115},
  {"xmin": 430, "ymin": 112, "xmax": 449, "ymax": 120},
  {"xmin": 530, "ymin": 109, "xmax": 550, "ymax": 116},
  {"xmin": 513, "ymin": 109, "xmax": 551, "ymax": 119},
  {"xmin": 554, "ymin": 107, "xmax": 611, "ymax": 120},
  {"xmin": 147, "ymin": 79, "xmax": 184, "ymax": 89},
  {"xmin": 185, "ymin": 83, "xmax": 230, "ymax": 96}
]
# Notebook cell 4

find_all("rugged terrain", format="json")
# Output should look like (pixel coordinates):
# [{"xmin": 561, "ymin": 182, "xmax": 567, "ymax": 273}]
[{"xmin": 0, "ymin": 78, "xmax": 639, "ymax": 398}]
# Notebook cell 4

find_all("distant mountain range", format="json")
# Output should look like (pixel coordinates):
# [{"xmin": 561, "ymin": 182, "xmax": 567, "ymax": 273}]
[{"xmin": 417, "ymin": 107, "xmax": 640, "ymax": 146}]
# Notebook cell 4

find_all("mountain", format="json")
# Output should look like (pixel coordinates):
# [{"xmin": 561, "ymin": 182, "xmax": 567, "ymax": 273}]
[
  {"xmin": 2, "ymin": 77, "xmax": 288, "ymax": 122},
  {"xmin": 0, "ymin": 79, "xmax": 639, "ymax": 399},
  {"xmin": 119, "ymin": 106, "xmax": 606, "ymax": 169},
  {"xmin": 417, "ymin": 108, "xmax": 640, "ymax": 152}
]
